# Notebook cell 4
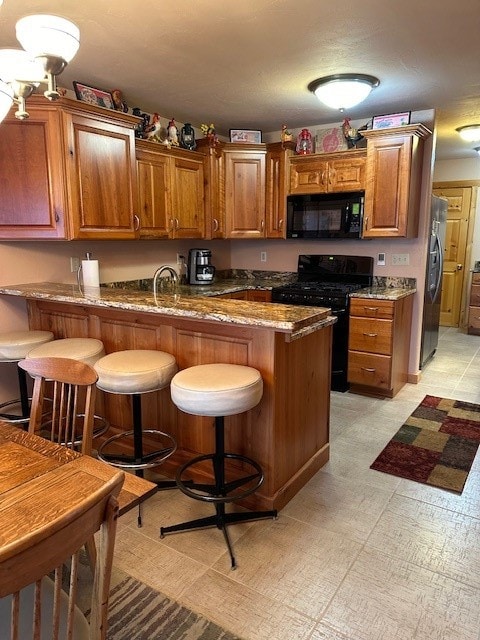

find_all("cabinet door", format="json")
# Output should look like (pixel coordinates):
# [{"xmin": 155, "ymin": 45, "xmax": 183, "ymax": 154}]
[
  {"xmin": 63, "ymin": 112, "xmax": 138, "ymax": 239},
  {"xmin": 0, "ymin": 106, "xmax": 67, "ymax": 239},
  {"xmin": 224, "ymin": 151, "xmax": 266, "ymax": 238},
  {"xmin": 289, "ymin": 158, "xmax": 328, "ymax": 194},
  {"xmin": 171, "ymin": 156, "xmax": 205, "ymax": 238},
  {"xmin": 136, "ymin": 150, "xmax": 170, "ymax": 238},
  {"xmin": 266, "ymin": 143, "xmax": 293, "ymax": 238},
  {"xmin": 328, "ymin": 157, "xmax": 365, "ymax": 192},
  {"xmin": 362, "ymin": 125, "xmax": 429, "ymax": 238}
]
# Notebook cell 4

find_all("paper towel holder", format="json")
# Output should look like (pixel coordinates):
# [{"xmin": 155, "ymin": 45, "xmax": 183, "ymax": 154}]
[{"xmin": 77, "ymin": 251, "xmax": 100, "ymax": 293}]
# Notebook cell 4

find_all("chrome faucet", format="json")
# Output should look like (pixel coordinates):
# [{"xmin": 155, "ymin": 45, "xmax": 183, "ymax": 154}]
[{"xmin": 153, "ymin": 265, "xmax": 178, "ymax": 294}]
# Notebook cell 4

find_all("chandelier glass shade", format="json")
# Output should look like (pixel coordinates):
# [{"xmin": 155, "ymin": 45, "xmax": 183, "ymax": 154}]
[
  {"xmin": 456, "ymin": 125, "xmax": 480, "ymax": 142},
  {"xmin": 0, "ymin": 80, "xmax": 14, "ymax": 122},
  {"xmin": 308, "ymin": 73, "xmax": 380, "ymax": 110},
  {"xmin": 0, "ymin": 14, "xmax": 79, "ymax": 123}
]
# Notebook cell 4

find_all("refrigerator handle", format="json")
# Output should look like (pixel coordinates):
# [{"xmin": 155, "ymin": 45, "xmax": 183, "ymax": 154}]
[{"xmin": 431, "ymin": 233, "xmax": 444, "ymax": 303}]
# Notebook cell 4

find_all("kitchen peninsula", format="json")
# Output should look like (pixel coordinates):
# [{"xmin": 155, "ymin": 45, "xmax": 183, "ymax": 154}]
[{"xmin": 0, "ymin": 282, "xmax": 336, "ymax": 511}]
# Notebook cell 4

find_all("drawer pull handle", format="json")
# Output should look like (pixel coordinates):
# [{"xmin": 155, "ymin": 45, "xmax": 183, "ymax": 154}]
[
  {"xmin": 364, "ymin": 307, "xmax": 379, "ymax": 312},
  {"xmin": 363, "ymin": 332, "xmax": 378, "ymax": 337},
  {"xmin": 361, "ymin": 367, "xmax": 376, "ymax": 373}
]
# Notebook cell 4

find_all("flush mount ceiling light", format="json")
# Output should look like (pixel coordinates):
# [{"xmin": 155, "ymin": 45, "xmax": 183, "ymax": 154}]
[
  {"xmin": 308, "ymin": 73, "xmax": 380, "ymax": 111},
  {"xmin": 0, "ymin": 14, "xmax": 79, "ymax": 123},
  {"xmin": 456, "ymin": 125, "xmax": 480, "ymax": 142}
]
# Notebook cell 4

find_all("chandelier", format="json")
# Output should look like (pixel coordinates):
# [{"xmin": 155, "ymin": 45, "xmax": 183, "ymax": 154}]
[
  {"xmin": 0, "ymin": 14, "xmax": 80, "ymax": 122},
  {"xmin": 308, "ymin": 73, "xmax": 380, "ymax": 111}
]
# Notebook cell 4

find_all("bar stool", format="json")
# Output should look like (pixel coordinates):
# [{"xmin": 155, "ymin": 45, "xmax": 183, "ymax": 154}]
[
  {"xmin": 160, "ymin": 363, "xmax": 277, "ymax": 569},
  {"xmin": 94, "ymin": 349, "xmax": 178, "ymax": 526},
  {"xmin": 0, "ymin": 330, "xmax": 54, "ymax": 424},
  {"xmin": 26, "ymin": 337, "xmax": 108, "ymax": 441}
]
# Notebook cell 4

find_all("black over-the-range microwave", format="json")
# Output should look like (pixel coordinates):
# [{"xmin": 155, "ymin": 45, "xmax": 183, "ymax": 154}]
[{"xmin": 286, "ymin": 191, "xmax": 364, "ymax": 239}]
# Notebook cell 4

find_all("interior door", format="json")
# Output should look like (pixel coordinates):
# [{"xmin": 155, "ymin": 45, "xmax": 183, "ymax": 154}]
[{"xmin": 433, "ymin": 187, "xmax": 471, "ymax": 327}]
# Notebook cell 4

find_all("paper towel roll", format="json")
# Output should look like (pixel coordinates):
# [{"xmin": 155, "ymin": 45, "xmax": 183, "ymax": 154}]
[{"xmin": 81, "ymin": 259, "xmax": 100, "ymax": 288}]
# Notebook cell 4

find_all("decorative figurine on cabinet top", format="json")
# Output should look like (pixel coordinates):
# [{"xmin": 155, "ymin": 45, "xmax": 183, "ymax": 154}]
[
  {"xmin": 167, "ymin": 118, "xmax": 179, "ymax": 146},
  {"xmin": 111, "ymin": 88, "xmax": 128, "ymax": 113},
  {"xmin": 296, "ymin": 128, "xmax": 313, "ymax": 154},
  {"xmin": 145, "ymin": 113, "xmax": 163, "ymax": 142},
  {"xmin": 180, "ymin": 123, "xmax": 196, "ymax": 150},
  {"xmin": 200, "ymin": 123, "xmax": 217, "ymax": 147},
  {"xmin": 132, "ymin": 107, "xmax": 150, "ymax": 138},
  {"xmin": 281, "ymin": 124, "xmax": 293, "ymax": 143}
]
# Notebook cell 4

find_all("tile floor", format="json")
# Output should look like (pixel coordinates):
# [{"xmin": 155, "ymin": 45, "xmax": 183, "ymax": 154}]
[{"xmin": 114, "ymin": 327, "xmax": 480, "ymax": 640}]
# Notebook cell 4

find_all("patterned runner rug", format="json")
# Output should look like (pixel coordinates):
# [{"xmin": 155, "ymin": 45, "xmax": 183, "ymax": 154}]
[
  {"xmin": 80, "ymin": 564, "xmax": 241, "ymax": 639},
  {"xmin": 370, "ymin": 395, "xmax": 480, "ymax": 493}
]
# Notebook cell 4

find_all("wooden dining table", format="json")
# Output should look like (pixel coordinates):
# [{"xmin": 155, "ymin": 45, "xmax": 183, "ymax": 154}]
[{"xmin": 0, "ymin": 420, "xmax": 157, "ymax": 553}]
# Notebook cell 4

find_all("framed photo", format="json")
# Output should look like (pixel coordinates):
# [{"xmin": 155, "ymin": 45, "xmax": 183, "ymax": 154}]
[
  {"xmin": 372, "ymin": 111, "xmax": 411, "ymax": 130},
  {"xmin": 229, "ymin": 129, "xmax": 262, "ymax": 143},
  {"xmin": 73, "ymin": 81, "xmax": 114, "ymax": 109}
]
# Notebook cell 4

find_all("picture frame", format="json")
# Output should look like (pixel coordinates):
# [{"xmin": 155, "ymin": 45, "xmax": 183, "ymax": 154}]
[
  {"xmin": 73, "ymin": 81, "xmax": 114, "ymax": 110},
  {"xmin": 372, "ymin": 111, "xmax": 411, "ymax": 130},
  {"xmin": 229, "ymin": 129, "xmax": 262, "ymax": 143}
]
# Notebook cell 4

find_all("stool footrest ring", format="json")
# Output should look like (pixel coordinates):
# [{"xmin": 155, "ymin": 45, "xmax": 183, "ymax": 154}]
[
  {"xmin": 98, "ymin": 429, "xmax": 176, "ymax": 470},
  {"xmin": 176, "ymin": 452, "xmax": 264, "ymax": 503}
]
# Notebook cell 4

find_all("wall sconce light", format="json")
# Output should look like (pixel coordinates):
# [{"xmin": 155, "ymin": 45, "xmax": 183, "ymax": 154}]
[
  {"xmin": 0, "ymin": 14, "xmax": 80, "ymax": 123},
  {"xmin": 308, "ymin": 73, "xmax": 380, "ymax": 111},
  {"xmin": 455, "ymin": 125, "xmax": 480, "ymax": 142}
]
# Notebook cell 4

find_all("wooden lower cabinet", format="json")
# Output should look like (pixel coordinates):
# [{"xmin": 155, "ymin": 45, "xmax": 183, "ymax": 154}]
[
  {"xmin": 348, "ymin": 295, "xmax": 413, "ymax": 397},
  {"xmin": 27, "ymin": 299, "xmax": 330, "ymax": 511},
  {"xmin": 468, "ymin": 272, "xmax": 480, "ymax": 335}
]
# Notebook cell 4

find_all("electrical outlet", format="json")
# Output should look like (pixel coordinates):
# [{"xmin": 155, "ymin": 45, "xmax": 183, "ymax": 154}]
[
  {"xmin": 391, "ymin": 253, "xmax": 410, "ymax": 266},
  {"xmin": 260, "ymin": 251, "xmax": 267, "ymax": 262},
  {"xmin": 70, "ymin": 257, "xmax": 80, "ymax": 273},
  {"xmin": 377, "ymin": 252, "xmax": 386, "ymax": 266}
]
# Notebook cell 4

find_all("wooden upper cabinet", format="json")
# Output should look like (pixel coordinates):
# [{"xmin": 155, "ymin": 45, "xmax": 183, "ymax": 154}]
[
  {"xmin": 0, "ymin": 104, "xmax": 66, "ymax": 239},
  {"xmin": 136, "ymin": 144, "xmax": 170, "ymax": 238},
  {"xmin": 362, "ymin": 124, "xmax": 431, "ymax": 238},
  {"xmin": 62, "ymin": 109, "xmax": 138, "ymax": 239},
  {"xmin": 265, "ymin": 142, "xmax": 295, "ymax": 238},
  {"xmin": 288, "ymin": 150, "xmax": 366, "ymax": 195},
  {"xmin": 0, "ymin": 96, "xmax": 139, "ymax": 240},
  {"xmin": 136, "ymin": 141, "xmax": 205, "ymax": 239},
  {"xmin": 224, "ymin": 146, "xmax": 266, "ymax": 239},
  {"xmin": 170, "ymin": 154, "xmax": 205, "ymax": 238}
]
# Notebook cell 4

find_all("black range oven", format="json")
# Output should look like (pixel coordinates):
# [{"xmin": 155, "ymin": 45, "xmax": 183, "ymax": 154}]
[{"xmin": 271, "ymin": 254, "xmax": 373, "ymax": 392}]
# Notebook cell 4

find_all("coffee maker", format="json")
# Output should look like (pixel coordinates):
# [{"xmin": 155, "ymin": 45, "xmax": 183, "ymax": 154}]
[{"xmin": 188, "ymin": 248, "xmax": 215, "ymax": 285}]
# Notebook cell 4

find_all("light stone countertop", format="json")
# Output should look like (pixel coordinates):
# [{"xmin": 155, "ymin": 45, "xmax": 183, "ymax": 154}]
[
  {"xmin": 350, "ymin": 286, "xmax": 416, "ymax": 301},
  {"xmin": 0, "ymin": 282, "xmax": 335, "ymax": 335}
]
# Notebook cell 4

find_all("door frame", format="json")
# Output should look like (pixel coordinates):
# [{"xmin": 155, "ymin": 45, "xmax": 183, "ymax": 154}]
[{"xmin": 433, "ymin": 180, "xmax": 479, "ymax": 328}]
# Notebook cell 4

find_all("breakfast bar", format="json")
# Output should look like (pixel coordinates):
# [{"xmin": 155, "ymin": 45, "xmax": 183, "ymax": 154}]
[{"xmin": 0, "ymin": 283, "xmax": 335, "ymax": 511}]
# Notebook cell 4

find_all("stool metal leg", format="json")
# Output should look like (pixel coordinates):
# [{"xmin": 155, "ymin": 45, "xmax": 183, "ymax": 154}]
[{"xmin": 160, "ymin": 415, "xmax": 277, "ymax": 568}]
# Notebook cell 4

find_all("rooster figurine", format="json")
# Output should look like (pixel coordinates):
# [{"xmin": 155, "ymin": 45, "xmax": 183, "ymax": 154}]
[
  {"xmin": 342, "ymin": 117, "xmax": 363, "ymax": 149},
  {"xmin": 167, "ymin": 118, "xmax": 179, "ymax": 146},
  {"xmin": 145, "ymin": 113, "xmax": 163, "ymax": 143}
]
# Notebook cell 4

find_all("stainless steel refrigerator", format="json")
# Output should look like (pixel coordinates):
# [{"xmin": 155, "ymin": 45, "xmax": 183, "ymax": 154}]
[{"xmin": 419, "ymin": 195, "xmax": 448, "ymax": 368}]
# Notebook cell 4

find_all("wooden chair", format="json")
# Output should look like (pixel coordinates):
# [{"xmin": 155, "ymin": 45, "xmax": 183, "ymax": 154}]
[
  {"xmin": 0, "ymin": 470, "xmax": 124, "ymax": 639},
  {"xmin": 18, "ymin": 356, "xmax": 98, "ymax": 455}
]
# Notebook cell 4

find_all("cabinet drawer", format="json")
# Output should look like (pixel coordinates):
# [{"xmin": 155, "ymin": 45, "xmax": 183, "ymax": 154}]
[
  {"xmin": 349, "ymin": 317, "xmax": 393, "ymax": 355},
  {"xmin": 468, "ymin": 306, "xmax": 480, "ymax": 332},
  {"xmin": 350, "ymin": 298, "xmax": 394, "ymax": 319},
  {"xmin": 472, "ymin": 273, "xmax": 480, "ymax": 285},
  {"xmin": 348, "ymin": 351, "xmax": 392, "ymax": 389},
  {"xmin": 470, "ymin": 284, "xmax": 480, "ymax": 307}
]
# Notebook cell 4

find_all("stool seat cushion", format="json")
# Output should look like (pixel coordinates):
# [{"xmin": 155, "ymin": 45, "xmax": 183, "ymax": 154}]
[
  {"xmin": 27, "ymin": 338, "xmax": 105, "ymax": 366},
  {"xmin": 171, "ymin": 364, "xmax": 263, "ymax": 417},
  {"xmin": 94, "ymin": 350, "xmax": 178, "ymax": 394},
  {"xmin": 0, "ymin": 330, "xmax": 54, "ymax": 361}
]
